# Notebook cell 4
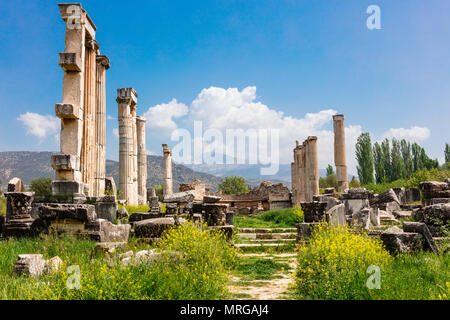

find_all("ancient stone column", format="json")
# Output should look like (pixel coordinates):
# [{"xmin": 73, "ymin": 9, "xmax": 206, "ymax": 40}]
[
  {"xmin": 53, "ymin": 4, "xmax": 97, "ymax": 198},
  {"xmin": 333, "ymin": 114, "xmax": 348, "ymax": 193},
  {"xmin": 93, "ymin": 55, "xmax": 109, "ymax": 197},
  {"xmin": 136, "ymin": 116, "xmax": 147, "ymax": 204},
  {"xmin": 162, "ymin": 144, "xmax": 173, "ymax": 197},
  {"xmin": 308, "ymin": 136, "xmax": 319, "ymax": 201},
  {"xmin": 303, "ymin": 140, "xmax": 310, "ymax": 202},
  {"xmin": 297, "ymin": 145, "xmax": 306, "ymax": 203},
  {"xmin": 117, "ymin": 88, "xmax": 138, "ymax": 205}
]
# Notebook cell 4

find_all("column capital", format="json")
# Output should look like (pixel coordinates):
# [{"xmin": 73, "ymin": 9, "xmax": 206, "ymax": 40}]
[
  {"xmin": 136, "ymin": 116, "xmax": 146, "ymax": 123},
  {"xmin": 333, "ymin": 114, "xmax": 345, "ymax": 121},
  {"xmin": 96, "ymin": 55, "xmax": 110, "ymax": 70},
  {"xmin": 116, "ymin": 88, "xmax": 137, "ymax": 105}
]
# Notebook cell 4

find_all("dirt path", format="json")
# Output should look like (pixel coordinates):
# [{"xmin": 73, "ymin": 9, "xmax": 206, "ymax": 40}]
[{"xmin": 229, "ymin": 253, "xmax": 297, "ymax": 300}]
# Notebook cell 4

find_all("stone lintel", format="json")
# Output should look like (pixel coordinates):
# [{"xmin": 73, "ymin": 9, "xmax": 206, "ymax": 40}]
[
  {"xmin": 96, "ymin": 55, "xmax": 110, "ymax": 70},
  {"xmin": 51, "ymin": 153, "xmax": 80, "ymax": 171},
  {"xmin": 59, "ymin": 52, "xmax": 82, "ymax": 72},
  {"xmin": 55, "ymin": 103, "xmax": 81, "ymax": 119},
  {"xmin": 116, "ymin": 88, "xmax": 137, "ymax": 105}
]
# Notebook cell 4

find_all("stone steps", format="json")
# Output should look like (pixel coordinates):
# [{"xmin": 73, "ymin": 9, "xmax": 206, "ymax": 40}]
[
  {"xmin": 237, "ymin": 228, "xmax": 297, "ymax": 234},
  {"xmin": 233, "ymin": 243, "xmax": 294, "ymax": 252},
  {"xmin": 237, "ymin": 232, "xmax": 296, "ymax": 240},
  {"xmin": 244, "ymin": 238, "xmax": 297, "ymax": 244}
]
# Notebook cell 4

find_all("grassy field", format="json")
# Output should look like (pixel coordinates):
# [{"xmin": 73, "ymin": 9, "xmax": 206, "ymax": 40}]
[
  {"xmin": 0, "ymin": 224, "xmax": 237, "ymax": 300},
  {"xmin": 234, "ymin": 207, "xmax": 303, "ymax": 228}
]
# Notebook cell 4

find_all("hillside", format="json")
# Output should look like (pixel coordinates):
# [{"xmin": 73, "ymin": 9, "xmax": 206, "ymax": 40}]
[{"xmin": 0, "ymin": 152, "xmax": 222, "ymax": 192}]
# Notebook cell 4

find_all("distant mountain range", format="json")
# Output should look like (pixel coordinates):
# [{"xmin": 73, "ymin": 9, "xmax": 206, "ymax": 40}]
[
  {"xmin": 0, "ymin": 152, "xmax": 295, "ymax": 192},
  {"xmin": 0, "ymin": 152, "xmax": 222, "ymax": 192}
]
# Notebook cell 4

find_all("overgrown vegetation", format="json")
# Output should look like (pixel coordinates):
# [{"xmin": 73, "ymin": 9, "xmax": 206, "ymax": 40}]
[
  {"xmin": 0, "ymin": 196, "xmax": 5, "ymax": 216},
  {"xmin": 364, "ymin": 167, "xmax": 450, "ymax": 194},
  {"xmin": 29, "ymin": 177, "xmax": 52, "ymax": 197},
  {"xmin": 292, "ymin": 224, "xmax": 450, "ymax": 300},
  {"xmin": 234, "ymin": 207, "xmax": 303, "ymax": 228},
  {"xmin": 0, "ymin": 223, "xmax": 237, "ymax": 300},
  {"xmin": 218, "ymin": 176, "xmax": 249, "ymax": 195},
  {"xmin": 234, "ymin": 256, "xmax": 290, "ymax": 281}
]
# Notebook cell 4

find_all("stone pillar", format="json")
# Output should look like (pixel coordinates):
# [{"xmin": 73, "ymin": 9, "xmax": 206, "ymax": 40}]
[
  {"xmin": 93, "ymin": 55, "xmax": 110, "ymax": 197},
  {"xmin": 53, "ymin": 4, "xmax": 97, "ymax": 198},
  {"xmin": 333, "ymin": 114, "xmax": 348, "ymax": 193},
  {"xmin": 81, "ymin": 39, "xmax": 98, "ymax": 196},
  {"xmin": 308, "ymin": 136, "xmax": 319, "ymax": 201},
  {"xmin": 117, "ymin": 88, "xmax": 138, "ymax": 205},
  {"xmin": 303, "ymin": 140, "xmax": 310, "ymax": 202},
  {"xmin": 297, "ymin": 145, "xmax": 305, "ymax": 203},
  {"xmin": 162, "ymin": 144, "xmax": 173, "ymax": 197},
  {"xmin": 136, "ymin": 116, "xmax": 147, "ymax": 204}
]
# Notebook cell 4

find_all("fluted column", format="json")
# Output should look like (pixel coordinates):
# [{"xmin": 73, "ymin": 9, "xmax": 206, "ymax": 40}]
[
  {"xmin": 136, "ymin": 116, "xmax": 147, "ymax": 204},
  {"xmin": 117, "ymin": 88, "xmax": 138, "ymax": 205},
  {"xmin": 333, "ymin": 114, "xmax": 348, "ymax": 192},
  {"xmin": 308, "ymin": 136, "xmax": 319, "ymax": 200},
  {"xmin": 303, "ymin": 140, "xmax": 310, "ymax": 201},
  {"xmin": 162, "ymin": 144, "xmax": 173, "ymax": 197},
  {"xmin": 93, "ymin": 55, "xmax": 109, "ymax": 197}
]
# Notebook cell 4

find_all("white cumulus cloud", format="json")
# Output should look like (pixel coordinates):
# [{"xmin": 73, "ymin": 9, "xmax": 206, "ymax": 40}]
[
  {"xmin": 382, "ymin": 126, "xmax": 430, "ymax": 142},
  {"xmin": 144, "ymin": 98, "xmax": 188, "ymax": 131},
  {"xmin": 17, "ymin": 112, "xmax": 59, "ymax": 139}
]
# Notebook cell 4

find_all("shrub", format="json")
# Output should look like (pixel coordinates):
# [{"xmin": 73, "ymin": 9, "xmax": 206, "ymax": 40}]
[
  {"xmin": 235, "ymin": 207, "xmax": 304, "ymax": 228},
  {"xmin": 294, "ymin": 224, "xmax": 392, "ymax": 299},
  {"xmin": 0, "ymin": 196, "xmax": 5, "ymax": 216},
  {"xmin": 119, "ymin": 203, "xmax": 150, "ymax": 214},
  {"xmin": 218, "ymin": 176, "xmax": 249, "ymax": 195},
  {"xmin": 29, "ymin": 177, "xmax": 52, "ymax": 197}
]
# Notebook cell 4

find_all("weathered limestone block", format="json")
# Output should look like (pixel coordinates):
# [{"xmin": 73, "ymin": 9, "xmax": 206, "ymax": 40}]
[
  {"xmin": 296, "ymin": 222, "xmax": 320, "ymax": 241},
  {"xmin": 45, "ymin": 256, "xmax": 63, "ymax": 274},
  {"xmin": 4, "ymin": 192, "xmax": 36, "ymax": 237},
  {"xmin": 204, "ymin": 203, "xmax": 228, "ymax": 226},
  {"xmin": 208, "ymin": 225, "xmax": 234, "ymax": 242},
  {"xmin": 392, "ymin": 188, "xmax": 407, "ymax": 205},
  {"xmin": 51, "ymin": 153, "xmax": 80, "ymax": 171},
  {"xmin": 165, "ymin": 202, "xmax": 178, "ymax": 215},
  {"xmin": 58, "ymin": 52, "xmax": 82, "ymax": 71},
  {"xmin": 301, "ymin": 202, "xmax": 328, "ymax": 222},
  {"xmin": 403, "ymin": 222, "xmax": 438, "ymax": 253},
  {"xmin": 94, "ymin": 196, "xmax": 118, "ymax": 222},
  {"xmin": 370, "ymin": 207, "xmax": 380, "ymax": 226},
  {"xmin": 134, "ymin": 217, "xmax": 178, "ymax": 238},
  {"xmin": 51, "ymin": 181, "xmax": 84, "ymax": 197},
  {"xmin": 129, "ymin": 212, "xmax": 162, "ymax": 223},
  {"xmin": 203, "ymin": 195, "xmax": 222, "ymax": 203},
  {"xmin": 226, "ymin": 212, "xmax": 234, "ymax": 225},
  {"xmin": 55, "ymin": 103, "xmax": 81, "ymax": 119},
  {"xmin": 412, "ymin": 203, "xmax": 450, "ymax": 236},
  {"xmin": 7, "ymin": 178, "xmax": 23, "ymax": 192},
  {"xmin": 39, "ymin": 203, "xmax": 97, "ymax": 223},
  {"xmin": 13, "ymin": 254, "xmax": 46, "ymax": 277},
  {"xmin": 116, "ymin": 207, "xmax": 129, "ymax": 219},
  {"xmin": 163, "ymin": 191, "xmax": 196, "ymax": 203},
  {"xmin": 340, "ymin": 188, "xmax": 372, "ymax": 199},
  {"xmin": 326, "ymin": 204, "xmax": 346, "ymax": 226},
  {"xmin": 429, "ymin": 198, "xmax": 450, "ymax": 205},
  {"xmin": 352, "ymin": 208, "xmax": 372, "ymax": 230},
  {"xmin": 313, "ymin": 195, "xmax": 340, "ymax": 211},
  {"xmin": 85, "ymin": 219, "xmax": 131, "ymax": 243},
  {"xmin": 405, "ymin": 187, "xmax": 421, "ymax": 203},
  {"xmin": 380, "ymin": 226, "xmax": 424, "ymax": 254},
  {"xmin": 342, "ymin": 198, "xmax": 370, "ymax": 217}
]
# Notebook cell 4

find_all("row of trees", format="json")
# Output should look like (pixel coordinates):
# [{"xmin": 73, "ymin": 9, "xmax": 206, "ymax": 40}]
[{"xmin": 356, "ymin": 133, "xmax": 444, "ymax": 185}]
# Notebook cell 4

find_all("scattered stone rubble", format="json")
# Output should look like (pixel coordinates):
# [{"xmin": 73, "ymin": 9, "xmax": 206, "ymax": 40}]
[
  {"xmin": 13, "ymin": 254, "xmax": 62, "ymax": 277},
  {"xmin": 296, "ymin": 182, "xmax": 450, "ymax": 254}
]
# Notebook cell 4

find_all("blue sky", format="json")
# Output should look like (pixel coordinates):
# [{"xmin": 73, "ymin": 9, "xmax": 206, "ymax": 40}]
[{"xmin": 0, "ymin": 0, "xmax": 449, "ymax": 175}]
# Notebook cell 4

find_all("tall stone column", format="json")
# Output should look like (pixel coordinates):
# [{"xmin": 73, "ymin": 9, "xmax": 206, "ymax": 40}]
[
  {"xmin": 136, "ymin": 116, "xmax": 147, "ymax": 204},
  {"xmin": 52, "ymin": 4, "xmax": 97, "ymax": 198},
  {"xmin": 297, "ymin": 145, "xmax": 305, "ymax": 203},
  {"xmin": 117, "ymin": 88, "xmax": 138, "ymax": 205},
  {"xmin": 303, "ymin": 140, "xmax": 310, "ymax": 202},
  {"xmin": 333, "ymin": 114, "xmax": 348, "ymax": 193},
  {"xmin": 307, "ymin": 136, "xmax": 319, "ymax": 200},
  {"xmin": 81, "ymin": 39, "xmax": 98, "ymax": 196},
  {"xmin": 93, "ymin": 55, "xmax": 110, "ymax": 197},
  {"xmin": 162, "ymin": 144, "xmax": 173, "ymax": 197}
]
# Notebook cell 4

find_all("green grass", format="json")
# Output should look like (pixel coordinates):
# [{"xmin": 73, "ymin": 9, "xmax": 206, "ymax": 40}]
[
  {"xmin": 234, "ymin": 256, "xmax": 291, "ymax": 281},
  {"xmin": 0, "ymin": 224, "xmax": 237, "ymax": 300},
  {"xmin": 234, "ymin": 207, "xmax": 303, "ymax": 229},
  {"xmin": 0, "ymin": 196, "xmax": 5, "ymax": 216}
]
